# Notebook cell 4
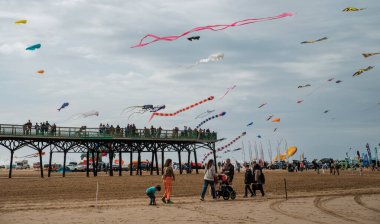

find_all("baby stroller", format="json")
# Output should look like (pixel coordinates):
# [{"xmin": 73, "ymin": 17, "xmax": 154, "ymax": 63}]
[{"xmin": 215, "ymin": 174, "xmax": 236, "ymax": 200}]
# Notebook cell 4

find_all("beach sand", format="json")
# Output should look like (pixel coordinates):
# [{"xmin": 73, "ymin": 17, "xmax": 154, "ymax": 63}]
[{"xmin": 1, "ymin": 169, "xmax": 379, "ymax": 223}]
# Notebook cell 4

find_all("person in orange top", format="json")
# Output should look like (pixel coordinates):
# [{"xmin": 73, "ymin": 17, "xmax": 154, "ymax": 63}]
[{"xmin": 162, "ymin": 159, "xmax": 175, "ymax": 204}]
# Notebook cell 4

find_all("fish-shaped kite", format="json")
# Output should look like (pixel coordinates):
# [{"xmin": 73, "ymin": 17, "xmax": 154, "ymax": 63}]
[
  {"xmin": 58, "ymin": 102, "xmax": 69, "ymax": 111},
  {"xmin": 73, "ymin": 110, "xmax": 99, "ymax": 119},
  {"xmin": 352, "ymin": 66, "xmax": 374, "ymax": 77},
  {"xmin": 15, "ymin": 20, "xmax": 27, "ymax": 24},
  {"xmin": 342, "ymin": 7, "xmax": 365, "ymax": 12},
  {"xmin": 187, "ymin": 36, "xmax": 200, "ymax": 41},
  {"xmin": 26, "ymin": 44, "xmax": 41, "ymax": 51},
  {"xmin": 198, "ymin": 53, "xmax": 224, "ymax": 63},
  {"xmin": 362, "ymin": 53, "xmax": 380, "ymax": 58},
  {"xmin": 301, "ymin": 37, "xmax": 328, "ymax": 44}
]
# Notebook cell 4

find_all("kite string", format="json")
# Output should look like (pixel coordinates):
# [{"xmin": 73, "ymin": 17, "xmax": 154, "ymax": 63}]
[{"xmin": 131, "ymin": 12, "xmax": 294, "ymax": 48}]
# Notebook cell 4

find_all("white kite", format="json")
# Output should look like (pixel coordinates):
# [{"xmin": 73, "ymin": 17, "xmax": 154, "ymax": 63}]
[{"xmin": 72, "ymin": 110, "xmax": 99, "ymax": 119}]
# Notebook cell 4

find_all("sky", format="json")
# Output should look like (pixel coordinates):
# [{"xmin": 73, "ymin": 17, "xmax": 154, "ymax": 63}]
[{"xmin": 0, "ymin": 0, "xmax": 379, "ymax": 165}]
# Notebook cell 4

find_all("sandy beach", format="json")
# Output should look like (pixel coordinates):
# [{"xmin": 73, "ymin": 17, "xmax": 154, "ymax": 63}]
[{"xmin": 1, "ymin": 169, "xmax": 379, "ymax": 224}]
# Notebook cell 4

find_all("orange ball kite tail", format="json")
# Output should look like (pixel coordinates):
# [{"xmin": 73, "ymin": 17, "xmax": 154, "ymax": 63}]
[{"xmin": 149, "ymin": 96, "xmax": 214, "ymax": 122}]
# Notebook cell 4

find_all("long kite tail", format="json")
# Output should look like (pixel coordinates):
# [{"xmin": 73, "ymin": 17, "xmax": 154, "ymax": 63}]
[
  {"xmin": 131, "ymin": 12, "xmax": 294, "ymax": 48},
  {"xmin": 195, "ymin": 112, "xmax": 226, "ymax": 129},
  {"xmin": 149, "ymin": 96, "xmax": 214, "ymax": 122},
  {"xmin": 201, "ymin": 132, "xmax": 246, "ymax": 163}
]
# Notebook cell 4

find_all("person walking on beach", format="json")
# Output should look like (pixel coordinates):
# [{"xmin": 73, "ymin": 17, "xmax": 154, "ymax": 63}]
[
  {"xmin": 252, "ymin": 161, "xmax": 265, "ymax": 197},
  {"xmin": 333, "ymin": 160, "xmax": 340, "ymax": 175},
  {"xmin": 162, "ymin": 159, "xmax": 175, "ymax": 204},
  {"xmin": 200, "ymin": 159, "xmax": 217, "ymax": 201},
  {"xmin": 243, "ymin": 164, "xmax": 254, "ymax": 197}
]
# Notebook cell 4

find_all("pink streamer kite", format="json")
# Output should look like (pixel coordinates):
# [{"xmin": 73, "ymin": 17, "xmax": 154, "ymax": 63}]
[{"xmin": 131, "ymin": 12, "xmax": 294, "ymax": 48}]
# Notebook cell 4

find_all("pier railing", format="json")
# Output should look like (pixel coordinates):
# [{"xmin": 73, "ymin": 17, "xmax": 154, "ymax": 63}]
[{"xmin": 0, "ymin": 124, "xmax": 217, "ymax": 141}]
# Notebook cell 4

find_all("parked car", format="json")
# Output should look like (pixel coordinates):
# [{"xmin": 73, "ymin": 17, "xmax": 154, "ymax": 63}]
[{"xmin": 74, "ymin": 165, "xmax": 86, "ymax": 172}]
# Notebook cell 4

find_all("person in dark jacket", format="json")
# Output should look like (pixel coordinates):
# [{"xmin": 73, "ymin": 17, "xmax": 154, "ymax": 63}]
[
  {"xmin": 252, "ymin": 161, "xmax": 265, "ymax": 196},
  {"xmin": 222, "ymin": 159, "xmax": 234, "ymax": 184},
  {"xmin": 244, "ymin": 164, "xmax": 254, "ymax": 197}
]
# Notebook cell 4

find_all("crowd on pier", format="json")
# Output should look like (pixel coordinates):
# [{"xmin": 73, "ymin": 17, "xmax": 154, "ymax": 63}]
[{"xmin": 19, "ymin": 121, "xmax": 216, "ymax": 140}]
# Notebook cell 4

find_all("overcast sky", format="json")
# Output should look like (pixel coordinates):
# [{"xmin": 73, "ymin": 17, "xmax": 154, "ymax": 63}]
[{"xmin": 1, "ymin": 0, "xmax": 379, "ymax": 165}]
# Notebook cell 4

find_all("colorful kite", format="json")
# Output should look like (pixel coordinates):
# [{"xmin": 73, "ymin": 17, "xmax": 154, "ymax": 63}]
[
  {"xmin": 131, "ymin": 12, "xmax": 294, "ymax": 48},
  {"xmin": 26, "ymin": 44, "xmax": 41, "ymax": 51},
  {"xmin": 195, "ymin": 112, "xmax": 226, "ymax": 129},
  {"xmin": 201, "ymin": 132, "xmax": 246, "ymax": 163},
  {"xmin": 15, "ymin": 20, "xmax": 27, "ymax": 24},
  {"xmin": 149, "ymin": 96, "xmax": 214, "ymax": 121},
  {"xmin": 258, "ymin": 103, "xmax": 267, "ymax": 108},
  {"xmin": 352, "ymin": 66, "xmax": 374, "ymax": 77},
  {"xmin": 58, "ymin": 102, "xmax": 69, "ymax": 111},
  {"xmin": 301, "ymin": 37, "xmax": 328, "ymax": 44},
  {"xmin": 220, "ymin": 85, "xmax": 236, "ymax": 99},
  {"xmin": 272, "ymin": 118, "xmax": 280, "ymax": 122},
  {"xmin": 246, "ymin": 122, "xmax": 253, "ymax": 127},
  {"xmin": 37, "ymin": 70, "xmax": 45, "ymax": 74},
  {"xmin": 187, "ymin": 36, "xmax": 200, "ymax": 41},
  {"xmin": 362, "ymin": 53, "xmax": 380, "ymax": 58},
  {"xmin": 298, "ymin": 84, "xmax": 311, "ymax": 88},
  {"xmin": 342, "ymin": 7, "xmax": 365, "ymax": 12},
  {"xmin": 195, "ymin": 110, "xmax": 215, "ymax": 119}
]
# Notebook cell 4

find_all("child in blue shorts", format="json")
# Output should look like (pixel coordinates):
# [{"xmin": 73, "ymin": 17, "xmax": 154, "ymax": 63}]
[{"xmin": 146, "ymin": 185, "xmax": 161, "ymax": 205}]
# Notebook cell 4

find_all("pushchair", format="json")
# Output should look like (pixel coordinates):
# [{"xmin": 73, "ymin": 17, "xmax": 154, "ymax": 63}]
[{"xmin": 215, "ymin": 174, "xmax": 236, "ymax": 200}]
